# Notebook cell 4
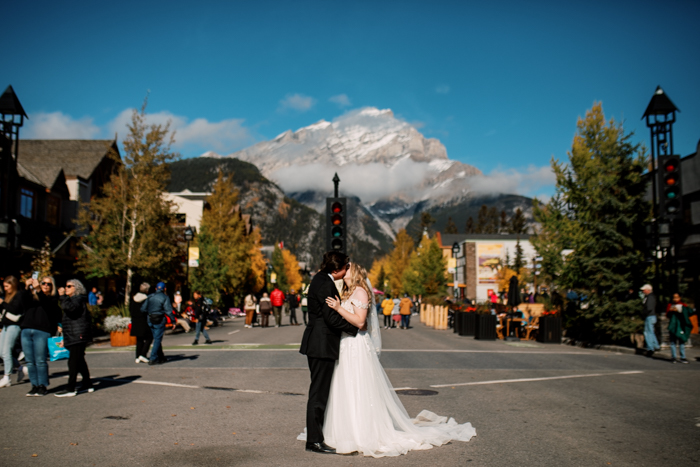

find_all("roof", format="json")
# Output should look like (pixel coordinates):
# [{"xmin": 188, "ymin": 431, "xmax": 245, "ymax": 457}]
[
  {"xmin": 437, "ymin": 232, "xmax": 531, "ymax": 247},
  {"xmin": 16, "ymin": 160, "xmax": 64, "ymax": 189},
  {"xmin": 642, "ymin": 86, "xmax": 679, "ymax": 118},
  {"xmin": 0, "ymin": 85, "xmax": 28, "ymax": 118},
  {"xmin": 19, "ymin": 139, "xmax": 118, "ymax": 180}
]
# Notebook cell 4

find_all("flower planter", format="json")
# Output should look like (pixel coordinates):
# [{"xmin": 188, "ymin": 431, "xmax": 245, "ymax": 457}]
[
  {"xmin": 536, "ymin": 315, "xmax": 562, "ymax": 343},
  {"xmin": 458, "ymin": 312, "xmax": 476, "ymax": 337},
  {"xmin": 475, "ymin": 314, "xmax": 497, "ymax": 340},
  {"xmin": 110, "ymin": 330, "xmax": 137, "ymax": 347}
]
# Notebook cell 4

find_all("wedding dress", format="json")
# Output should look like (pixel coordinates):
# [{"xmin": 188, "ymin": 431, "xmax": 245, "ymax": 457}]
[{"xmin": 299, "ymin": 287, "xmax": 476, "ymax": 457}]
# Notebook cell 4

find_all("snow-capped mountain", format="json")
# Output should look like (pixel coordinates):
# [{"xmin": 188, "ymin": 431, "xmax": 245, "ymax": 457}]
[{"xmin": 205, "ymin": 107, "xmax": 534, "ymax": 237}]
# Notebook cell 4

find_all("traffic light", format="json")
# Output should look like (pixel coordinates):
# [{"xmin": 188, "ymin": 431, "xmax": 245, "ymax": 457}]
[
  {"xmin": 657, "ymin": 155, "xmax": 683, "ymax": 219},
  {"xmin": 326, "ymin": 197, "xmax": 346, "ymax": 254}
]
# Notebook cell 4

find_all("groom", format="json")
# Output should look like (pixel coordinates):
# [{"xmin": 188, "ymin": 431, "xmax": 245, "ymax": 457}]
[{"xmin": 300, "ymin": 251, "xmax": 359, "ymax": 454}]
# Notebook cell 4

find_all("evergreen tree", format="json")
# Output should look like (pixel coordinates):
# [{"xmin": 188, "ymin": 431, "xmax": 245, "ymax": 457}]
[
  {"xmin": 500, "ymin": 210, "xmax": 508, "ymax": 234},
  {"xmin": 190, "ymin": 225, "xmax": 228, "ymax": 301},
  {"xmin": 77, "ymin": 99, "xmax": 178, "ymax": 305},
  {"xmin": 510, "ymin": 208, "xmax": 527, "ymax": 234},
  {"xmin": 388, "ymin": 229, "xmax": 414, "ymax": 294},
  {"xmin": 376, "ymin": 265, "xmax": 386, "ymax": 293},
  {"xmin": 402, "ymin": 235, "xmax": 447, "ymax": 296},
  {"xmin": 271, "ymin": 244, "xmax": 288, "ymax": 291},
  {"xmin": 475, "ymin": 205, "xmax": 488, "ymax": 233},
  {"xmin": 445, "ymin": 217, "xmax": 458, "ymax": 234},
  {"xmin": 486, "ymin": 207, "xmax": 500, "ymax": 234},
  {"xmin": 202, "ymin": 169, "xmax": 252, "ymax": 294},
  {"xmin": 419, "ymin": 211, "xmax": 436, "ymax": 236},
  {"xmin": 513, "ymin": 238, "xmax": 524, "ymax": 271},
  {"xmin": 532, "ymin": 102, "xmax": 649, "ymax": 342},
  {"xmin": 465, "ymin": 217, "xmax": 474, "ymax": 234}
]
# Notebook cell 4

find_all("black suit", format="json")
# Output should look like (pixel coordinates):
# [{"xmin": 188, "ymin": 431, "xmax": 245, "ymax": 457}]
[{"xmin": 300, "ymin": 273, "xmax": 358, "ymax": 443}]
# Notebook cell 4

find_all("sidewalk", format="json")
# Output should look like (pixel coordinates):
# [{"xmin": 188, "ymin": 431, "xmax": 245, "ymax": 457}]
[{"xmin": 563, "ymin": 335, "xmax": 700, "ymax": 361}]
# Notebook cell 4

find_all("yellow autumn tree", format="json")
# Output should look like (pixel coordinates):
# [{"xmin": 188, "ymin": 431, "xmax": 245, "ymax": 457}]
[
  {"xmin": 387, "ymin": 229, "xmax": 414, "ymax": 294},
  {"xmin": 247, "ymin": 227, "xmax": 267, "ymax": 293},
  {"xmin": 282, "ymin": 249, "xmax": 303, "ymax": 292},
  {"xmin": 368, "ymin": 256, "xmax": 390, "ymax": 292}
]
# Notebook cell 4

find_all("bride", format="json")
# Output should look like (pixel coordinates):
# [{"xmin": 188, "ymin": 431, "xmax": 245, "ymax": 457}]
[{"xmin": 300, "ymin": 262, "xmax": 476, "ymax": 457}]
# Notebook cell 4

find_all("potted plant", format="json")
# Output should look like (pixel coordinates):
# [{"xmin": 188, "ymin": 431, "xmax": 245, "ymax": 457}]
[{"xmin": 103, "ymin": 306, "xmax": 136, "ymax": 347}]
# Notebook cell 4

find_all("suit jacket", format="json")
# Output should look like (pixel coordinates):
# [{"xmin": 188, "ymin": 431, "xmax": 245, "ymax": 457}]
[{"xmin": 300, "ymin": 273, "xmax": 358, "ymax": 360}]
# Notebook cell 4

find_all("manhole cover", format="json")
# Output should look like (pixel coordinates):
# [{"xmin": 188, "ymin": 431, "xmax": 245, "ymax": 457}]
[
  {"xmin": 395, "ymin": 389, "xmax": 438, "ymax": 396},
  {"xmin": 103, "ymin": 416, "xmax": 129, "ymax": 420}
]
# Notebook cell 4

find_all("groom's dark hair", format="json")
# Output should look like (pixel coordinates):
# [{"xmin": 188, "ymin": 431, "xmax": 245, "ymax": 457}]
[{"xmin": 320, "ymin": 251, "xmax": 349, "ymax": 274}]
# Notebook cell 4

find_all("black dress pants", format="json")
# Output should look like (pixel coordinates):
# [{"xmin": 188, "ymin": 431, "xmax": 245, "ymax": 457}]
[
  {"xmin": 306, "ymin": 356, "xmax": 336, "ymax": 443},
  {"xmin": 135, "ymin": 335, "xmax": 153, "ymax": 359},
  {"xmin": 66, "ymin": 342, "xmax": 91, "ymax": 391}
]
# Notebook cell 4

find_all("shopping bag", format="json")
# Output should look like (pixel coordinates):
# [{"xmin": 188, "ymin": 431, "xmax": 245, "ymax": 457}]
[{"xmin": 49, "ymin": 336, "xmax": 70, "ymax": 362}]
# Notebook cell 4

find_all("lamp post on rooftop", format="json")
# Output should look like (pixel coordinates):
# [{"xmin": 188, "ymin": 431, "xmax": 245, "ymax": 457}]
[{"xmin": 452, "ymin": 242, "xmax": 460, "ymax": 302}]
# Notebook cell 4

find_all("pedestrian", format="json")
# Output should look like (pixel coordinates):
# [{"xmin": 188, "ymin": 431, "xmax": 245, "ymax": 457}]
[
  {"xmin": 381, "ymin": 294, "xmax": 394, "ymax": 329},
  {"xmin": 640, "ymin": 284, "xmax": 660, "ymax": 357},
  {"xmin": 666, "ymin": 293, "xmax": 692, "ymax": 364},
  {"xmin": 270, "ymin": 286, "xmax": 285, "ymax": 327},
  {"xmin": 141, "ymin": 281, "xmax": 177, "ymax": 365},
  {"xmin": 288, "ymin": 289, "xmax": 300, "ymax": 326},
  {"xmin": 130, "ymin": 282, "xmax": 156, "ymax": 364},
  {"xmin": 192, "ymin": 291, "xmax": 213, "ymax": 345},
  {"xmin": 0, "ymin": 276, "xmax": 30, "ymax": 388},
  {"xmin": 55, "ymin": 279, "xmax": 94, "ymax": 397},
  {"xmin": 20, "ymin": 276, "xmax": 61, "ymax": 396},
  {"xmin": 171, "ymin": 293, "xmax": 192, "ymax": 333},
  {"xmin": 259, "ymin": 292, "xmax": 272, "ymax": 328},
  {"xmin": 399, "ymin": 293, "xmax": 413, "ymax": 329},
  {"xmin": 391, "ymin": 295, "xmax": 400, "ymax": 328},
  {"xmin": 88, "ymin": 287, "xmax": 98, "ymax": 307},
  {"xmin": 243, "ymin": 292, "xmax": 257, "ymax": 329},
  {"xmin": 301, "ymin": 285, "xmax": 309, "ymax": 325}
]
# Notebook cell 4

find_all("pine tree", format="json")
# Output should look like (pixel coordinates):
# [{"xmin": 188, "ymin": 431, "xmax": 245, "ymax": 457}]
[
  {"xmin": 271, "ymin": 244, "xmax": 288, "ymax": 291},
  {"xmin": 77, "ymin": 98, "xmax": 178, "ymax": 305},
  {"xmin": 388, "ymin": 229, "xmax": 414, "ymax": 294},
  {"xmin": 445, "ymin": 217, "xmax": 458, "ymax": 234},
  {"xmin": 514, "ymin": 238, "xmax": 524, "ymax": 271},
  {"xmin": 500, "ymin": 210, "xmax": 508, "ymax": 234},
  {"xmin": 465, "ymin": 217, "xmax": 474, "ymax": 234},
  {"xmin": 532, "ymin": 102, "xmax": 649, "ymax": 342},
  {"xmin": 402, "ymin": 235, "xmax": 447, "ymax": 296},
  {"xmin": 475, "ymin": 205, "xmax": 488, "ymax": 234},
  {"xmin": 510, "ymin": 208, "xmax": 527, "ymax": 234},
  {"xmin": 486, "ymin": 207, "xmax": 500, "ymax": 234},
  {"xmin": 201, "ymin": 169, "xmax": 251, "ymax": 294},
  {"xmin": 190, "ymin": 225, "xmax": 228, "ymax": 301}
]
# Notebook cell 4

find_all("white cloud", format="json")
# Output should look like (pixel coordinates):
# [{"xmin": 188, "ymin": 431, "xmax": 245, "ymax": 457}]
[
  {"xmin": 108, "ymin": 109, "xmax": 254, "ymax": 152},
  {"xmin": 435, "ymin": 85, "xmax": 450, "ymax": 94},
  {"xmin": 24, "ymin": 112, "xmax": 100, "ymax": 139},
  {"xmin": 278, "ymin": 93, "xmax": 316, "ymax": 112},
  {"xmin": 467, "ymin": 165, "xmax": 556, "ymax": 198},
  {"xmin": 329, "ymin": 94, "xmax": 351, "ymax": 108}
]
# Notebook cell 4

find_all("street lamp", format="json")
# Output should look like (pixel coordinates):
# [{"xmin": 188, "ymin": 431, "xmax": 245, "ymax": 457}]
[
  {"xmin": 452, "ymin": 242, "xmax": 460, "ymax": 302},
  {"xmin": 184, "ymin": 226, "xmax": 194, "ymax": 298}
]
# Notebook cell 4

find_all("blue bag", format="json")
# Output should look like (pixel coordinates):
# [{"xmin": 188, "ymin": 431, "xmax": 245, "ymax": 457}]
[{"xmin": 48, "ymin": 336, "xmax": 70, "ymax": 362}]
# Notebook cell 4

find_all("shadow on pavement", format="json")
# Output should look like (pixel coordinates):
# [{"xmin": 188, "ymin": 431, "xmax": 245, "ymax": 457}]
[
  {"xmin": 163, "ymin": 354, "xmax": 199, "ymax": 363},
  {"xmin": 50, "ymin": 374, "xmax": 143, "ymax": 394}
]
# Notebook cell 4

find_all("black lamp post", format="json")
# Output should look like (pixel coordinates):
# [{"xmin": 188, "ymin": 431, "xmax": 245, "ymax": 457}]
[
  {"xmin": 451, "ymin": 242, "xmax": 460, "ymax": 301},
  {"xmin": 643, "ymin": 86, "xmax": 679, "ymax": 296},
  {"xmin": 0, "ymin": 85, "xmax": 27, "ymax": 250},
  {"xmin": 184, "ymin": 226, "xmax": 195, "ymax": 298}
]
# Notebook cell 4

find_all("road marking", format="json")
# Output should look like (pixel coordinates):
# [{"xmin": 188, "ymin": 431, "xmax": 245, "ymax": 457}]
[
  {"xmin": 228, "ymin": 330, "xmax": 240, "ymax": 335},
  {"xmin": 430, "ymin": 370, "xmax": 644, "ymax": 388},
  {"xmin": 92, "ymin": 377, "xmax": 302, "ymax": 395},
  {"xmin": 88, "ymin": 347, "xmax": 591, "ymax": 354}
]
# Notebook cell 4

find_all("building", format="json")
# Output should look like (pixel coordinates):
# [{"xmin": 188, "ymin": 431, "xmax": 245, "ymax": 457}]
[
  {"xmin": 166, "ymin": 189, "xmax": 253, "ymax": 234},
  {"xmin": 436, "ymin": 232, "xmax": 537, "ymax": 302}
]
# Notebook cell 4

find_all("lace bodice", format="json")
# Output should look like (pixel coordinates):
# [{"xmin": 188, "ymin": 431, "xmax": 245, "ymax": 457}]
[{"xmin": 341, "ymin": 289, "xmax": 369, "ymax": 314}]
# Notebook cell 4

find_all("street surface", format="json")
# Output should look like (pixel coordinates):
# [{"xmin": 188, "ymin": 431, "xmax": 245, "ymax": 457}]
[{"xmin": 1, "ymin": 316, "xmax": 699, "ymax": 466}]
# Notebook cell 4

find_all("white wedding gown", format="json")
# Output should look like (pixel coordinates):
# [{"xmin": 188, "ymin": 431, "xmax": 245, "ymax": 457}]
[{"xmin": 299, "ymin": 289, "xmax": 476, "ymax": 457}]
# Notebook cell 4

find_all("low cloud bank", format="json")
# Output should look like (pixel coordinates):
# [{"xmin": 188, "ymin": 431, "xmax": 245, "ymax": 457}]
[
  {"xmin": 271, "ymin": 160, "xmax": 555, "ymax": 203},
  {"xmin": 25, "ymin": 112, "xmax": 100, "ymax": 139}
]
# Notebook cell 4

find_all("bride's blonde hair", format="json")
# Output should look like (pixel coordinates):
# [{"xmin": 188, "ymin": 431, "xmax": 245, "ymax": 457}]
[{"xmin": 342, "ymin": 262, "xmax": 372, "ymax": 302}]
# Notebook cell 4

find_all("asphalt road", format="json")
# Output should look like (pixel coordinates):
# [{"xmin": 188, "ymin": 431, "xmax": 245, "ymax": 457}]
[{"xmin": 1, "ymin": 316, "xmax": 699, "ymax": 466}]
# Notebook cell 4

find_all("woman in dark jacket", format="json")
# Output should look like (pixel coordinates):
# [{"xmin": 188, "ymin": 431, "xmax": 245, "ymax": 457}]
[
  {"xmin": 130, "ymin": 282, "xmax": 153, "ymax": 364},
  {"xmin": 21, "ymin": 276, "xmax": 61, "ymax": 396},
  {"xmin": 55, "ymin": 279, "xmax": 93, "ymax": 397},
  {"xmin": 0, "ymin": 276, "xmax": 31, "ymax": 388}
]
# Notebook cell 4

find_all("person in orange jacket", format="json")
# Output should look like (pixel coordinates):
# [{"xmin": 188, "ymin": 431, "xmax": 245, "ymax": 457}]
[{"xmin": 270, "ymin": 287, "xmax": 286, "ymax": 328}]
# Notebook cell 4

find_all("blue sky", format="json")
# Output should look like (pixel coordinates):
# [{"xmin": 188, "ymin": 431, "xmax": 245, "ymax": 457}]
[{"xmin": 5, "ymin": 0, "xmax": 699, "ymax": 199}]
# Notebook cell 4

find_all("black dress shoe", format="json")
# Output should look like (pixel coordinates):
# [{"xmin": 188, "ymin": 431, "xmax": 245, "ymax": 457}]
[{"xmin": 305, "ymin": 442, "xmax": 336, "ymax": 454}]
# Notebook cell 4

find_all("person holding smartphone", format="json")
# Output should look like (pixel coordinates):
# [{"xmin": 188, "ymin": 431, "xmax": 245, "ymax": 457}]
[{"xmin": 55, "ymin": 279, "xmax": 93, "ymax": 397}]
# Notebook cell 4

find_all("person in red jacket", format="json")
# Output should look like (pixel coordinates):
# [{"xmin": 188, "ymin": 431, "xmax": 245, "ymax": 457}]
[{"xmin": 270, "ymin": 287, "xmax": 286, "ymax": 328}]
